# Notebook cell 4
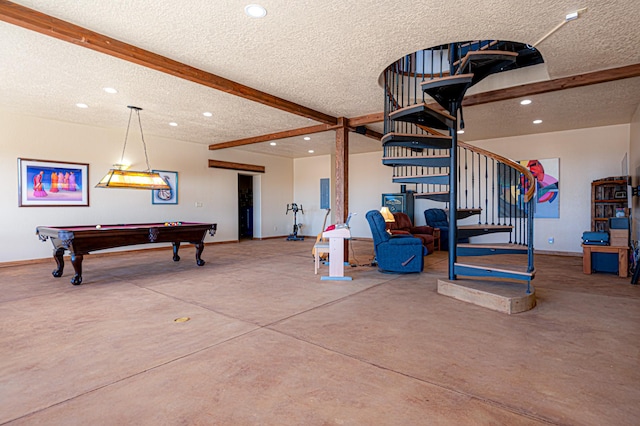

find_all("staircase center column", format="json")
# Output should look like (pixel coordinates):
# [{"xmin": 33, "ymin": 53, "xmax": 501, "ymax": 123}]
[{"xmin": 448, "ymin": 102, "xmax": 458, "ymax": 280}]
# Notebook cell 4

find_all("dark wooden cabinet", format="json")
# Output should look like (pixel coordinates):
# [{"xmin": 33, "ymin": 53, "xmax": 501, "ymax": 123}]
[{"xmin": 382, "ymin": 192, "xmax": 415, "ymax": 223}]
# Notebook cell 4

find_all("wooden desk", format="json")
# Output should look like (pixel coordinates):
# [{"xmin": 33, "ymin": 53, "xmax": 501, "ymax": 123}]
[{"xmin": 582, "ymin": 244, "xmax": 628, "ymax": 278}]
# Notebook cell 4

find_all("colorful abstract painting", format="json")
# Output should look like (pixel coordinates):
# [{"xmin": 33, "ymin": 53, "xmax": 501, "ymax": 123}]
[{"xmin": 498, "ymin": 158, "xmax": 559, "ymax": 219}]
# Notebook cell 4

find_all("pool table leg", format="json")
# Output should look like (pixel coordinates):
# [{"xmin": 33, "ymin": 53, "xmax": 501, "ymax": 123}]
[
  {"xmin": 195, "ymin": 242, "xmax": 205, "ymax": 266},
  {"xmin": 52, "ymin": 247, "xmax": 65, "ymax": 278},
  {"xmin": 172, "ymin": 242, "xmax": 181, "ymax": 261},
  {"xmin": 70, "ymin": 254, "xmax": 83, "ymax": 285}
]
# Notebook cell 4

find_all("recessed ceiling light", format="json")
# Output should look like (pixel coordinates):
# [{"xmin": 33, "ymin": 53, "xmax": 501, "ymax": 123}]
[
  {"xmin": 169, "ymin": 122, "xmax": 178, "ymax": 127},
  {"xmin": 203, "ymin": 112, "xmax": 212, "ymax": 117},
  {"xmin": 245, "ymin": 4, "xmax": 267, "ymax": 18},
  {"xmin": 76, "ymin": 103, "xmax": 88, "ymax": 108},
  {"xmin": 103, "ymin": 87, "xmax": 118, "ymax": 94},
  {"xmin": 457, "ymin": 130, "xmax": 464, "ymax": 134},
  {"xmin": 520, "ymin": 99, "xmax": 532, "ymax": 105},
  {"xmin": 533, "ymin": 119, "xmax": 543, "ymax": 124},
  {"xmin": 304, "ymin": 136, "xmax": 311, "ymax": 141},
  {"xmin": 270, "ymin": 142, "xmax": 277, "ymax": 146},
  {"xmin": 308, "ymin": 150, "xmax": 314, "ymax": 154}
]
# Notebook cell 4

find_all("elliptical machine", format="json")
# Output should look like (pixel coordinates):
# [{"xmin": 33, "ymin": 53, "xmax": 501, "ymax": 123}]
[{"xmin": 286, "ymin": 203, "xmax": 304, "ymax": 241}]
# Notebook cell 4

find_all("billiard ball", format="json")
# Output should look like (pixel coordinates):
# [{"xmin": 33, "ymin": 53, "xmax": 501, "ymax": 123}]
[{"xmin": 96, "ymin": 225, "xmax": 102, "ymax": 229}]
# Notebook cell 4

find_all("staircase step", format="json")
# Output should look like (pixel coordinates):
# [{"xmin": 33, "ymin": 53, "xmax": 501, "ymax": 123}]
[
  {"xmin": 452, "ymin": 208, "xmax": 482, "ymax": 220},
  {"xmin": 392, "ymin": 173, "xmax": 449, "ymax": 185},
  {"xmin": 465, "ymin": 51, "xmax": 519, "ymax": 87},
  {"xmin": 382, "ymin": 132, "xmax": 452, "ymax": 150},
  {"xmin": 437, "ymin": 278, "xmax": 535, "ymax": 314},
  {"xmin": 414, "ymin": 191, "xmax": 449, "ymax": 202},
  {"xmin": 388, "ymin": 103, "xmax": 455, "ymax": 130},
  {"xmin": 382, "ymin": 155, "xmax": 450, "ymax": 168},
  {"xmin": 458, "ymin": 224, "xmax": 513, "ymax": 239},
  {"xmin": 453, "ymin": 262, "xmax": 535, "ymax": 283},
  {"xmin": 420, "ymin": 74, "xmax": 474, "ymax": 110},
  {"xmin": 452, "ymin": 41, "xmax": 499, "ymax": 66},
  {"xmin": 455, "ymin": 50, "xmax": 518, "ymax": 74},
  {"xmin": 456, "ymin": 243, "xmax": 528, "ymax": 256}
]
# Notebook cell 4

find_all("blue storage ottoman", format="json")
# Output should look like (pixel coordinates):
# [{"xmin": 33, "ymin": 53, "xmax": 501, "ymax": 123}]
[{"xmin": 591, "ymin": 252, "xmax": 619, "ymax": 274}]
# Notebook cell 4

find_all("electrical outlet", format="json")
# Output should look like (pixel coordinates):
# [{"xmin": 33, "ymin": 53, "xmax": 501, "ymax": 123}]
[{"xmin": 274, "ymin": 226, "xmax": 277, "ymax": 231}]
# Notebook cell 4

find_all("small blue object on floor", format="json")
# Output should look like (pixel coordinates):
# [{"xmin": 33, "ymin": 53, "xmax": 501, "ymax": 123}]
[
  {"xmin": 320, "ymin": 262, "xmax": 353, "ymax": 280},
  {"xmin": 321, "ymin": 276, "xmax": 352, "ymax": 281}
]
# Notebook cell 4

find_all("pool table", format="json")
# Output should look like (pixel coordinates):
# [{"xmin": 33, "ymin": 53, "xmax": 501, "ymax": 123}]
[{"xmin": 36, "ymin": 222, "xmax": 217, "ymax": 285}]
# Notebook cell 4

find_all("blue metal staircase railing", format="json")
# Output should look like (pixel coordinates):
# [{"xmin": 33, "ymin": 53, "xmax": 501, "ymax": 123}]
[{"xmin": 381, "ymin": 40, "xmax": 540, "ymax": 290}]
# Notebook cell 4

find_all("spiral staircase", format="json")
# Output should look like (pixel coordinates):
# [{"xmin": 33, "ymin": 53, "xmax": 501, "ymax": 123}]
[{"xmin": 381, "ymin": 41, "xmax": 541, "ymax": 313}]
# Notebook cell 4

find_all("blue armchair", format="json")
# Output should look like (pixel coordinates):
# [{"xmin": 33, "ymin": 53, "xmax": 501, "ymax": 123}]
[
  {"xmin": 424, "ymin": 208, "xmax": 450, "ymax": 249},
  {"xmin": 366, "ymin": 210, "xmax": 425, "ymax": 273},
  {"xmin": 424, "ymin": 208, "xmax": 469, "ymax": 250}
]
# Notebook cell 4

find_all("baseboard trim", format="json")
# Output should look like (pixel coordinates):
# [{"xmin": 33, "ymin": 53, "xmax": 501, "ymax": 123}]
[
  {"xmin": 253, "ymin": 235, "xmax": 291, "ymax": 240},
  {"xmin": 535, "ymin": 250, "xmax": 582, "ymax": 257}
]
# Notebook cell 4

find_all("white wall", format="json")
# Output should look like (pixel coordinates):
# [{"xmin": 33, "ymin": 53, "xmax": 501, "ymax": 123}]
[
  {"xmin": 293, "ymin": 151, "xmax": 399, "ymax": 240},
  {"xmin": 472, "ymin": 124, "xmax": 630, "ymax": 253},
  {"xmin": 630, "ymin": 104, "xmax": 640, "ymax": 243},
  {"xmin": 2, "ymin": 109, "xmax": 634, "ymax": 262},
  {"xmin": 0, "ymin": 111, "xmax": 293, "ymax": 262},
  {"xmin": 293, "ymin": 155, "xmax": 331, "ymax": 239},
  {"xmin": 348, "ymin": 151, "xmax": 400, "ymax": 238},
  {"xmin": 293, "ymin": 125, "xmax": 631, "ymax": 254},
  {"xmin": 208, "ymin": 148, "xmax": 294, "ymax": 239}
]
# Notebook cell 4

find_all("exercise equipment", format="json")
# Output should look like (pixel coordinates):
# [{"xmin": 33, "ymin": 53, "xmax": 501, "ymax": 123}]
[{"xmin": 286, "ymin": 203, "xmax": 304, "ymax": 241}]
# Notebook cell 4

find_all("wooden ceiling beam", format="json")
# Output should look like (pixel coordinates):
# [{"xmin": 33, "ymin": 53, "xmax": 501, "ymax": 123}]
[
  {"xmin": 0, "ymin": 0, "xmax": 338, "ymax": 126},
  {"xmin": 347, "ymin": 112, "xmax": 384, "ymax": 127},
  {"xmin": 208, "ymin": 160, "xmax": 265, "ymax": 173},
  {"xmin": 209, "ymin": 122, "xmax": 382, "ymax": 150},
  {"xmin": 209, "ymin": 63, "xmax": 640, "ymax": 149},
  {"xmin": 361, "ymin": 128, "xmax": 383, "ymax": 140},
  {"xmin": 209, "ymin": 124, "xmax": 334, "ymax": 150},
  {"xmin": 347, "ymin": 113, "xmax": 384, "ymax": 141},
  {"xmin": 462, "ymin": 63, "xmax": 640, "ymax": 107},
  {"xmin": 4, "ymin": 1, "xmax": 638, "ymax": 150}
]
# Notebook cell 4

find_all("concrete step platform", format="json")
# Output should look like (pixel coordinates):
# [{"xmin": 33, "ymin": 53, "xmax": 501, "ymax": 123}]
[{"xmin": 437, "ymin": 278, "xmax": 536, "ymax": 314}]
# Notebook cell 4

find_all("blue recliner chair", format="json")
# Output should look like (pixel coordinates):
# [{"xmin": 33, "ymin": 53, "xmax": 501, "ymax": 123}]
[
  {"xmin": 424, "ymin": 208, "xmax": 450, "ymax": 249},
  {"xmin": 366, "ymin": 210, "xmax": 426, "ymax": 273},
  {"xmin": 424, "ymin": 208, "xmax": 469, "ymax": 250}
]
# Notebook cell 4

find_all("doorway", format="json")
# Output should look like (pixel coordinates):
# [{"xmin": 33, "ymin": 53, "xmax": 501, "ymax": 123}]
[{"xmin": 238, "ymin": 174, "xmax": 253, "ymax": 240}]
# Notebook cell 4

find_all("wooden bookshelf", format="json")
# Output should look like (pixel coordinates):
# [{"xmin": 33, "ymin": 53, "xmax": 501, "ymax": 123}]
[{"xmin": 591, "ymin": 177, "xmax": 630, "ymax": 232}]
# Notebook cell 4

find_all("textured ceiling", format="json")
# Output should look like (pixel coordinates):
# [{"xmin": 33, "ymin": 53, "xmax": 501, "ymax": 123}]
[{"xmin": 0, "ymin": 0, "xmax": 639, "ymax": 158}]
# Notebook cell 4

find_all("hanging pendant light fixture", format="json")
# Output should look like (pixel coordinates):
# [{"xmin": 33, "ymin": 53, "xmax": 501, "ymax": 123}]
[{"xmin": 96, "ymin": 106, "xmax": 171, "ymax": 190}]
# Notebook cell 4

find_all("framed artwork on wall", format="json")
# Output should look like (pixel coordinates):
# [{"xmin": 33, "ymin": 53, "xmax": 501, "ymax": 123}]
[
  {"xmin": 151, "ymin": 170, "xmax": 178, "ymax": 204},
  {"xmin": 498, "ymin": 158, "xmax": 560, "ymax": 219},
  {"xmin": 381, "ymin": 192, "xmax": 414, "ymax": 223},
  {"xmin": 18, "ymin": 158, "xmax": 89, "ymax": 207}
]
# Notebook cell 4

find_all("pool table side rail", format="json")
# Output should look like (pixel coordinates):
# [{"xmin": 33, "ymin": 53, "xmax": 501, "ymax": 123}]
[{"xmin": 36, "ymin": 223, "xmax": 217, "ymax": 255}]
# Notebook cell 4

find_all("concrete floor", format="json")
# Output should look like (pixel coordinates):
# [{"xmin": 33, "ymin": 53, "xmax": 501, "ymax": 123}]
[{"xmin": 1, "ymin": 239, "xmax": 638, "ymax": 425}]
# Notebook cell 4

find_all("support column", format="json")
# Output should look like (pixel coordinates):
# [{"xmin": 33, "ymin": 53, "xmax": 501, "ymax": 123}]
[
  {"xmin": 335, "ymin": 118, "xmax": 349, "ymax": 262},
  {"xmin": 335, "ymin": 117, "xmax": 349, "ymax": 223}
]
